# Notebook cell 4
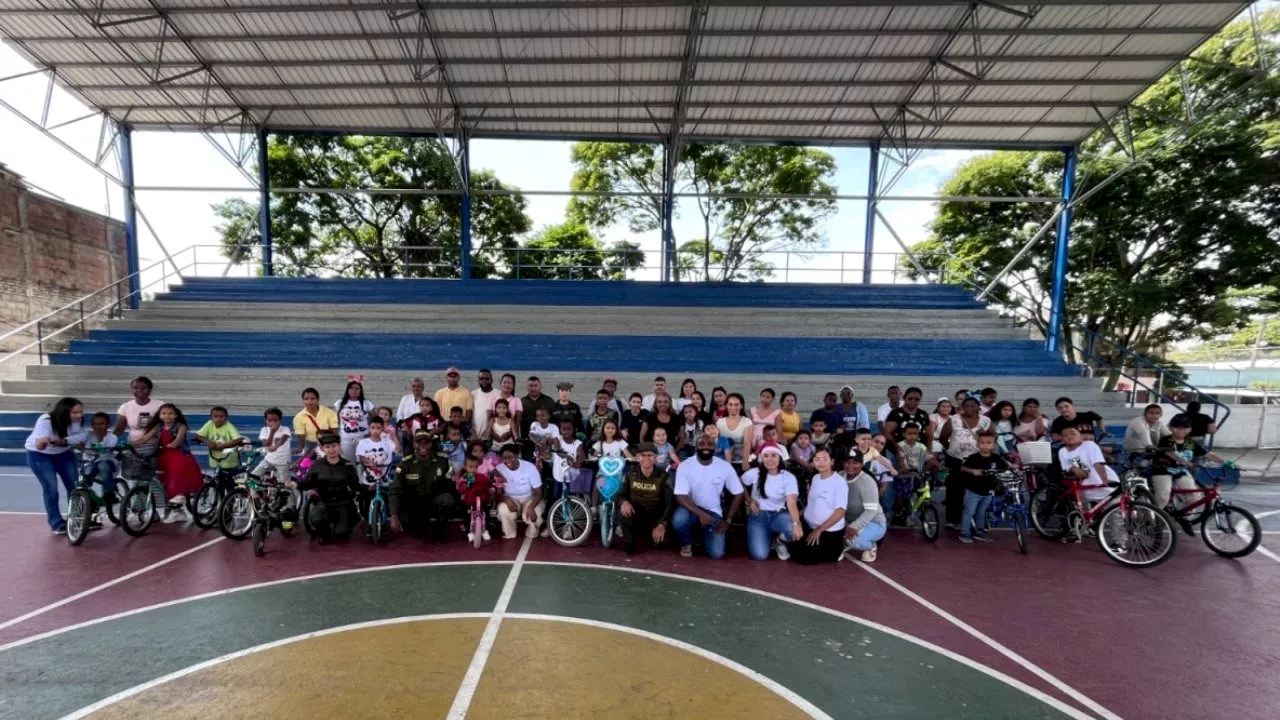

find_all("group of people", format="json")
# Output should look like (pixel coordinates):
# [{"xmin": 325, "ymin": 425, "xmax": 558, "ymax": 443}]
[{"xmin": 24, "ymin": 368, "xmax": 1221, "ymax": 563}]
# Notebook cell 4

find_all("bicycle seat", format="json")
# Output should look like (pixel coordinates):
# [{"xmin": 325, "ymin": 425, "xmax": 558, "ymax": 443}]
[{"xmin": 1107, "ymin": 481, "xmax": 1121, "ymax": 488}]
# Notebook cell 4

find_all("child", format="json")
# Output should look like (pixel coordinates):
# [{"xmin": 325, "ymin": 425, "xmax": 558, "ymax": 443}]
[
  {"xmin": 335, "ymin": 378, "xmax": 375, "ymax": 463},
  {"xmin": 403, "ymin": 397, "xmax": 443, "ymax": 443},
  {"xmin": 586, "ymin": 390, "xmax": 619, "ymax": 446},
  {"xmin": 196, "ymin": 406, "xmax": 243, "ymax": 477},
  {"xmin": 355, "ymin": 416, "xmax": 397, "ymax": 485},
  {"xmin": 592, "ymin": 420, "xmax": 630, "ymax": 460},
  {"xmin": 988, "ymin": 401, "xmax": 1017, "ymax": 456},
  {"xmin": 1057, "ymin": 425, "xmax": 1118, "ymax": 527},
  {"xmin": 139, "ymin": 403, "xmax": 204, "ymax": 523},
  {"xmin": 788, "ymin": 429, "xmax": 816, "ymax": 492},
  {"xmin": 468, "ymin": 438, "xmax": 501, "ymax": 477},
  {"xmin": 651, "ymin": 426, "xmax": 676, "ymax": 473},
  {"xmin": 454, "ymin": 453, "xmax": 495, "ymax": 542},
  {"xmin": 1153, "ymin": 415, "xmax": 1219, "ymax": 510},
  {"xmin": 893, "ymin": 423, "xmax": 938, "ymax": 524},
  {"xmin": 809, "ymin": 419, "xmax": 831, "ymax": 453},
  {"xmin": 546, "ymin": 420, "xmax": 586, "ymax": 537},
  {"xmin": 292, "ymin": 433, "xmax": 361, "ymax": 543},
  {"xmin": 677, "ymin": 404, "xmax": 705, "ymax": 460},
  {"xmin": 486, "ymin": 398, "xmax": 517, "ymax": 452},
  {"xmin": 441, "ymin": 424, "xmax": 467, "ymax": 476},
  {"xmin": 958, "ymin": 433, "xmax": 1010, "ymax": 544},
  {"xmin": 374, "ymin": 406, "xmax": 402, "ymax": 461},
  {"xmin": 528, "ymin": 406, "xmax": 559, "ymax": 470},
  {"xmin": 253, "ymin": 407, "xmax": 293, "ymax": 483},
  {"xmin": 446, "ymin": 406, "xmax": 472, "ymax": 443},
  {"xmin": 81, "ymin": 411, "xmax": 120, "ymax": 509},
  {"xmin": 704, "ymin": 422, "xmax": 731, "ymax": 458},
  {"xmin": 619, "ymin": 392, "xmax": 646, "ymax": 446},
  {"xmin": 754, "ymin": 425, "xmax": 779, "ymax": 456}
]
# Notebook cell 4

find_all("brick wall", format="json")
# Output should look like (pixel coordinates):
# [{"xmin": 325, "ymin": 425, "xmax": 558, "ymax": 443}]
[{"xmin": 0, "ymin": 164, "xmax": 126, "ymax": 354}]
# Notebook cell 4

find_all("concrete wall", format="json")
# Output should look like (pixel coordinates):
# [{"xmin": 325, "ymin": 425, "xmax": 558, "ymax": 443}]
[
  {"xmin": 1196, "ymin": 403, "xmax": 1280, "ymax": 449},
  {"xmin": 0, "ymin": 164, "xmax": 126, "ymax": 360}
]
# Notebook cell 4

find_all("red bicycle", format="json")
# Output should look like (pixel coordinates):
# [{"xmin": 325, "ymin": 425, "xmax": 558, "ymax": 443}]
[
  {"xmin": 1163, "ymin": 463, "xmax": 1260, "ymax": 558},
  {"xmin": 1029, "ymin": 474, "xmax": 1178, "ymax": 568}
]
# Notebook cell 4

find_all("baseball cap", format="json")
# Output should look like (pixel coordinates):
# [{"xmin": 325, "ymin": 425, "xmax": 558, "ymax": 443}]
[
  {"xmin": 845, "ymin": 449, "xmax": 864, "ymax": 464},
  {"xmin": 603, "ymin": 376, "xmax": 618, "ymax": 384},
  {"xmin": 445, "ymin": 367, "xmax": 460, "ymax": 376},
  {"xmin": 556, "ymin": 381, "xmax": 574, "ymax": 391}
]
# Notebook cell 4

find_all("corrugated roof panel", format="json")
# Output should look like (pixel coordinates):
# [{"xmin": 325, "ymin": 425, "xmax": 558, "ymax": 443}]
[
  {"xmin": 1145, "ymin": 3, "xmax": 1247, "ymax": 28},
  {"xmin": 1111, "ymin": 33, "xmax": 1212, "ymax": 54},
  {"xmin": 986, "ymin": 61, "xmax": 1102, "ymax": 81},
  {"xmin": 703, "ymin": 6, "xmax": 765, "ymax": 32},
  {"xmin": 624, "ymin": 6, "xmax": 688, "ymax": 32},
  {"xmin": 1032, "ymin": 5, "xmax": 1164, "ymax": 29},
  {"xmin": 492, "ymin": 36, "xmax": 622, "ymax": 60},
  {"xmin": 1018, "ymin": 125, "xmax": 1088, "ymax": 143},
  {"xmin": 436, "ymin": 38, "xmax": 504, "ymax": 59},
  {"xmin": 1090, "ymin": 59, "xmax": 1176, "ymax": 79},
  {"xmin": 1061, "ymin": 84, "xmax": 1148, "ymax": 102},
  {"xmin": 867, "ymin": 34, "xmax": 943, "ymax": 57},
  {"xmin": 881, "ymin": 5, "xmax": 972, "ymax": 31},
  {"xmin": 256, "ymin": 39, "xmax": 374, "ymax": 62},
  {"xmin": 826, "ymin": 107, "xmax": 882, "ymax": 123},
  {"xmin": 962, "ymin": 84, "xmax": 1079, "ymax": 103},
  {"xmin": 621, "ymin": 35, "xmax": 682, "ymax": 57},
  {"xmin": 851, "ymin": 62, "xmax": 932, "ymax": 83},
  {"xmin": 943, "ymin": 106, "xmax": 1056, "ymax": 124},
  {"xmin": 1035, "ymin": 106, "xmax": 1105, "ymax": 125},
  {"xmin": 430, "ymin": 9, "xmax": 493, "ymax": 34},
  {"xmin": 450, "ymin": 64, "xmax": 515, "ymax": 83},
  {"xmin": 749, "ymin": 34, "xmax": 879, "ymax": 59},
  {"xmin": 264, "ymin": 109, "xmax": 313, "ymax": 128},
  {"xmin": 2, "ymin": 15, "xmax": 93, "ymax": 37},
  {"xmin": 999, "ymin": 34, "xmax": 1126, "ymax": 56}
]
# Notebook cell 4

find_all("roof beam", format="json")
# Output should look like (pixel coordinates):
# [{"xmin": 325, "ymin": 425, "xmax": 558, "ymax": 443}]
[
  {"xmin": 70, "ymin": 78, "xmax": 1150, "ymax": 91},
  {"xmin": 96, "ymin": 100, "xmax": 1123, "ymax": 110},
  {"xmin": 117, "ymin": 114, "xmax": 1100, "ymax": 129}
]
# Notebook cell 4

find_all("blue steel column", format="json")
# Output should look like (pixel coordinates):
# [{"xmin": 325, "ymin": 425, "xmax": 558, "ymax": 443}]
[
  {"xmin": 1047, "ymin": 147, "xmax": 1078, "ymax": 354},
  {"xmin": 256, "ymin": 128, "xmax": 272, "ymax": 276},
  {"xmin": 862, "ymin": 142, "xmax": 880, "ymax": 284},
  {"xmin": 459, "ymin": 135, "xmax": 472, "ymax": 281},
  {"xmin": 120, "ymin": 125, "xmax": 140, "ymax": 309}
]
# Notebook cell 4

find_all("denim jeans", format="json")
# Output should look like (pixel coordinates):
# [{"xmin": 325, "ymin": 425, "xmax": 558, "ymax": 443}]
[
  {"xmin": 27, "ymin": 450, "xmax": 78, "ymax": 530},
  {"xmin": 878, "ymin": 481, "xmax": 896, "ymax": 518},
  {"xmin": 961, "ymin": 489, "xmax": 993, "ymax": 538},
  {"xmin": 91, "ymin": 459, "xmax": 118, "ymax": 499},
  {"xmin": 672, "ymin": 506, "xmax": 727, "ymax": 559},
  {"xmin": 846, "ymin": 520, "xmax": 887, "ymax": 552},
  {"xmin": 746, "ymin": 509, "xmax": 796, "ymax": 560}
]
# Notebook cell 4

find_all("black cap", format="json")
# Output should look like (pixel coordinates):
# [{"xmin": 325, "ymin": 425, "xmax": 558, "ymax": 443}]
[
  {"xmin": 845, "ymin": 450, "xmax": 864, "ymax": 464},
  {"xmin": 318, "ymin": 433, "xmax": 340, "ymax": 446}
]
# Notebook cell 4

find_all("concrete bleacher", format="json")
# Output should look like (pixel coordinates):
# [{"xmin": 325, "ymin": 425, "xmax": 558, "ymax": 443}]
[{"xmin": 0, "ymin": 278, "xmax": 1135, "ymax": 464}]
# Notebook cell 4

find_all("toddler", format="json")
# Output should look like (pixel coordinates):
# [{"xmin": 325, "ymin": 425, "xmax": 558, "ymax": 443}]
[
  {"xmin": 253, "ymin": 407, "xmax": 294, "ymax": 483},
  {"xmin": 454, "ymin": 454, "xmax": 494, "ymax": 542}
]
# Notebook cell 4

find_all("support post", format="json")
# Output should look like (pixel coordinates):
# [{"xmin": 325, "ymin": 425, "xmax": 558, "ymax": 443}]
[
  {"xmin": 1047, "ymin": 147, "xmax": 1078, "ymax": 354},
  {"xmin": 256, "ymin": 128, "xmax": 273, "ymax": 277},
  {"xmin": 660, "ymin": 141, "xmax": 676, "ymax": 282},
  {"xmin": 863, "ymin": 142, "xmax": 880, "ymax": 284},
  {"xmin": 120, "ymin": 125, "xmax": 140, "ymax": 310},
  {"xmin": 459, "ymin": 135, "xmax": 472, "ymax": 281}
]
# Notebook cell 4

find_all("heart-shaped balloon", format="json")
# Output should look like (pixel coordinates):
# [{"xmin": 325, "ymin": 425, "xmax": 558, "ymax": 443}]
[{"xmin": 599, "ymin": 456, "xmax": 625, "ymax": 478}]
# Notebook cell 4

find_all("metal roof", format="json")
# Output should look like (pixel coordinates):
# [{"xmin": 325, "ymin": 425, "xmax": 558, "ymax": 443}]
[{"xmin": 0, "ymin": 0, "xmax": 1252, "ymax": 149}]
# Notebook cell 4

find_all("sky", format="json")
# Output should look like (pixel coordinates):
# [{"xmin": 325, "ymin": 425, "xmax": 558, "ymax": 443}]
[{"xmin": 0, "ymin": 41, "xmax": 979, "ymax": 286}]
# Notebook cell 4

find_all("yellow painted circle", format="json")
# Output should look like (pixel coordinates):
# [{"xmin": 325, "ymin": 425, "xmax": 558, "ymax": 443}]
[{"xmin": 87, "ymin": 618, "xmax": 810, "ymax": 720}]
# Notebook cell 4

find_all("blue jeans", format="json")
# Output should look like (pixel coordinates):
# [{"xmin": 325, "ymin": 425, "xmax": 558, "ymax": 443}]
[
  {"xmin": 91, "ymin": 459, "xmax": 118, "ymax": 499},
  {"xmin": 27, "ymin": 450, "xmax": 78, "ymax": 530},
  {"xmin": 878, "ymin": 481, "xmax": 896, "ymax": 518},
  {"xmin": 746, "ymin": 509, "xmax": 796, "ymax": 560},
  {"xmin": 961, "ymin": 490, "xmax": 993, "ymax": 539},
  {"xmin": 672, "ymin": 506, "xmax": 727, "ymax": 559},
  {"xmin": 847, "ymin": 520, "xmax": 887, "ymax": 552}
]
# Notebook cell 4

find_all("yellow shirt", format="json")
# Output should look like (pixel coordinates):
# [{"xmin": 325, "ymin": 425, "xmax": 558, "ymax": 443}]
[
  {"xmin": 293, "ymin": 406, "xmax": 338, "ymax": 444},
  {"xmin": 435, "ymin": 386, "xmax": 474, "ymax": 417},
  {"xmin": 778, "ymin": 410, "xmax": 802, "ymax": 444}
]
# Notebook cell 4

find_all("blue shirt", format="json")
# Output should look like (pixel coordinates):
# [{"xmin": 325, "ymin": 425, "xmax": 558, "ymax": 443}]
[
  {"xmin": 836, "ymin": 402, "xmax": 870, "ymax": 433},
  {"xmin": 809, "ymin": 407, "xmax": 843, "ymax": 434}
]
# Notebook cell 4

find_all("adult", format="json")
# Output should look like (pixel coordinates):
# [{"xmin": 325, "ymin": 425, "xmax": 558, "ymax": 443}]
[
  {"xmin": 884, "ymin": 387, "xmax": 931, "ymax": 448},
  {"xmin": 954, "ymin": 389, "xmax": 969, "ymax": 409},
  {"xmin": 493, "ymin": 373, "xmax": 524, "ymax": 436},
  {"xmin": 741, "ymin": 444, "xmax": 801, "ymax": 561},
  {"xmin": 520, "ymin": 376, "xmax": 556, "ymax": 439},
  {"xmin": 786, "ymin": 447, "xmax": 849, "ymax": 565},
  {"xmin": 601, "ymin": 376, "xmax": 626, "ymax": 416},
  {"xmin": 749, "ymin": 388, "xmax": 781, "ymax": 447},
  {"xmin": 689, "ymin": 391, "xmax": 714, "ymax": 426},
  {"xmin": 672, "ymin": 433, "xmax": 745, "ymax": 559},
  {"xmin": 939, "ymin": 396, "xmax": 991, "ymax": 529},
  {"xmin": 494, "ymin": 445, "xmax": 544, "ymax": 539},
  {"xmin": 1013, "ymin": 398, "xmax": 1048, "ymax": 444},
  {"xmin": 395, "ymin": 377, "xmax": 426, "ymax": 422},
  {"xmin": 434, "ymin": 367, "xmax": 473, "ymax": 424},
  {"xmin": 777, "ymin": 392, "xmax": 803, "ymax": 445},
  {"xmin": 550, "ymin": 381, "xmax": 584, "ymax": 433},
  {"xmin": 294, "ymin": 433, "xmax": 360, "ymax": 543},
  {"xmin": 25, "ymin": 397, "xmax": 87, "ymax": 534},
  {"xmin": 617, "ymin": 442, "xmax": 674, "ymax": 555},
  {"xmin": 715, "ymin": 392, "xmax": 754, "ymax": 474},
  {"xmin": 1124, "ymin": 404, "xmax": 1169, "ymax": 452},
  {"xmin": 472, "ymin": 369, "xmax": 500, "ymax": 437},
  {"xmin": 842, "ymin": 451, "xmax": 887, "ymax": 563},
  {"xmin": 641, "ymin": 393, "xmax": 681, "ymax": 446},
  {"xmin": 1179, "ymin": 400, "xmax": 1218, "ymax": 445},
  {"xmin": 642, "ymin": 376, "xmax": 669, "ymax": 411},
  {"xmin": 709, "ymin": 386, "xmax": 729, "ymax": 419},
  {"xmin": 294, "ymin": 387, "xmax": 339, "ymax": 457},
  {"xmin": 389, "ymin": 432, "xmax": 457, "ymax": 542},
  {"xmin": 836, "ymin": 385, "xmax": 870, "ymax": 435},
  {"xmin": 876, "ymin": 385, "xmax": 902, "ymax": 432},
  {"xmin": 114, "ymin": 375, "xmax": 162, "ymax": 447},
  {"xmin": 1049, "ymin": 397, "xmax": 1104, "ymax": 442},
  {"xmin": 980, "ymin": 387, "xmax": 999, "ymax": 413},
  {"xmin": 810, "ymin": 392, "xmax": 842, "ymax": 436},
  {"xmin": 675, "ymin": 378, "xmax": 698, "ymax": 412},
  {"xmin": 928, "ymin": 398, "xmax": 953, "ymax": 454},
  {"xmin": 334, "ymin": 378, "xmax": 375, "ymax": 463}
]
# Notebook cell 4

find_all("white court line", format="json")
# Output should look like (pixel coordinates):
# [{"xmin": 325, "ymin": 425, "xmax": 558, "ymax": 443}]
[
  {"xmin": 853, "ymin": 561, "xmax": 1122, "ymax": 720},
  {"xmin": 446, "ymin": 536, "xmax": 531, "ymax": 720},
  {"xmin": 1254, "ymin": 509, "xmax": 1280, "ymax": 520},
  {"xmin": 0, "ymin": 510, "xmax": 43, "ymax": 515},
  {"xmin": 0, "ymin": 536, "xmax": 224, "ymax": 632},
  {"xmin": 1256, "ymin": 546, "xmax": 1280, "ymax": 565}
]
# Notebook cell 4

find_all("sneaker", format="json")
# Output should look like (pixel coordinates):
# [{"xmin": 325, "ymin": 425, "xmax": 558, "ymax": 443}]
[
  {"xmin": 959, "ymin": 536, "xmax": 974, "ymax": 544},
  {"xmin": 680, "ymin": 544, "xmax": 693, "ymax": 558},
  {"xmin": 51, "ymin": 525, "xmax": 67, "ymax": 535},
  {"xmin": 773, "ymin": 537, "xmax": 790, "ymax": 561},
  {"xmin": 467, "ymin": 531, "xmax": 475, "ymax": 543},
  {"xmin": 482, "ymin": 529, "xmax": 491, "ymax": 541},
  {"xmin": 861, "ymin": 547, "xmax": 878, "ymax": 563},
  {"xmin": 525, "ymin": 527, "xmax": 540, "ymax": 539},
  {"xmin": 540, "ymin": 526, "xmax": 551, "ymax": 538},
  {"xmin": 161, "ymin": 509, "xmax": 180, "ymax": 524},
  {"xmin": 170, "ymin": 494, "xmax": 186, "ymax": 505},
  {"xmin": 503, "ymin": 533, "xmax": 518, "ymax": 540},
  {"xmin": 973, "ymin": 534, "xmax": 995, "ymax": 544},
  {"xmin": 88, "ymin": 519, "xmax": 104, "ymax": 532},
  {"xmin": 945, "ymin": 522, "xmax": 959, "ymax": 531}
]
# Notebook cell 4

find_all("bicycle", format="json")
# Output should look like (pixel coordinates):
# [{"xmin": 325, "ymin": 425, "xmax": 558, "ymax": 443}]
[
  {"xmin": 192, "ymin": 441, "xmax": 254, "ymax": 530},
  {"xmin": 595, "ymin": 456, "xmax": 626, "ymax": 549},
  {"xmin": 1029, "ymin": 473, "xmax": 1177, "ymax": 568},
  {"xmin": 546, "ymin": 445, "xmax": 592, "ymax": 547},
  {"xmin": 359, "ymin": 462, "xmax": 393, "ymax": 545},
  {"xmin": 901, "ymin": 469, "xmax": 943, "ymax": 543},
  {"xmin": 217, "ymin": 447, "xmax": 302, "ymax": 541},
  {"xmin": 1162, "ymin": 461, "xmax": 1260, "ymax": 558},
  {"xmin": 118, "ymin": 446, "xmax": 174, "ymax": 537},
  {"xmin": 983, "ymin": 470, "xmax": 1030, "ymax": 555},
  {"xmin": 65, "ymin": 444, "xmax": 130, "ymax": 546},
  {"xmin": 245, "ymin": 473, "xmax": 298, "ymax": 557}
]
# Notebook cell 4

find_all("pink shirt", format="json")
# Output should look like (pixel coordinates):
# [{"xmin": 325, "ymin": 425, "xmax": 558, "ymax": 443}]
[
  {"xmin": 490, "ymin": 394, "xmax": 522, "ymax": 416},
  {"xmin": 117, "ymin": 398, "xmax": 164, "ymax": 443}
]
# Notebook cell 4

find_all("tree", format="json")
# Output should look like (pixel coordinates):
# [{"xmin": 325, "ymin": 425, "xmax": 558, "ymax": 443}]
[
  {"xmin": 509, "ymin": 222, "xmax": 644, "ymax": 280},
  {"xmin": 213, "ymin": 135, "xmax": 531, "ymax": 278},
  {"xmin": 911, "ymin": 11, "xmax": 1280, "ymax": 364},
  {"xmin": 567, "ymin": 143, "xmax": 837, "ymax": 281}
]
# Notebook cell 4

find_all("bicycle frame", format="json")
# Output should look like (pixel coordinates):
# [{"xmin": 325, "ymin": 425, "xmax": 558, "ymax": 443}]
[{"xmin": 1166, "ymin": 482, "xmax": 1219, "ymax": 518}]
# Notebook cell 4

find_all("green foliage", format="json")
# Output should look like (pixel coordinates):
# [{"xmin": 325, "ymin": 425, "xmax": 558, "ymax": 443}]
[
  {"xmin": 568, "ymin": 143, "xmax": 836, "ymax": 280},
  {"xmin": 912, "ymin": 10, "xmax": 1280, "ymax": 363},
  {"xmin": 509, "ymin": 222, "xmax": 644, "ymax": 280},
  {"xmin": 1172, "ymin": 314, "xmax": 1279, "ymax": 363},
  {"xmin": 212, "ymin": 135, "xmax": 531, "ymax": 278}
]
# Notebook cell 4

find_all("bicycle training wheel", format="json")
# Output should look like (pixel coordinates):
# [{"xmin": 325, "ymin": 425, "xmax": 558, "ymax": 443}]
[
  {"xmin": 251, "ymin": 519, "xmax": 267, "ymax": 557},
  {"xmin": 549, "ymin": 496, "xmax": 592, "ymax": 547},
  {"xmin": 192, "ymin": 482, "xmax": 221, "ymax": 530},
  {"xmin": 369, "ymin": 497, "xmax": 386, "ymax": 545},
  {"xmin": 919, "ymin": 504, "xmax": 940, "ymax": 543},
  {"xmin": 120, "ymin": 483, "xmax": 155, "ymax": 537},
  {"xmin": 1030, "ymin": 485, "xmax": 1071, "ymax": 542},
  {"xmin": 1200, "ymin": 503, "xmax": 1261, "ymax": 558},
  {"xmin": 66, "ymin": 488, "xmax": 93, "ymax": 546},
  {"xmin": 218, "ymin": 487, "xmax": 255, "ymax": 540},
  {"xmin": 599, "ymin": 502, "xmax": 614, "ymax": 549},
  {"xmin": 1096, "ymin": 501, "xmax": 1177, "ymax": 569}
]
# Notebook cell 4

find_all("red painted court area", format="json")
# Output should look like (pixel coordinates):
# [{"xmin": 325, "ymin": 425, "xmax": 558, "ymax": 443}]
[{"xmin": 3, "ymin": 513, "xmax": 1278, "ymax": 720}]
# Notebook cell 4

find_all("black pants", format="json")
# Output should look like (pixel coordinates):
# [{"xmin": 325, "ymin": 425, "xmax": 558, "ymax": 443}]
[
  {"xmin": 308, "ymin": 500, "xmax": 357, "ymax": 542},
  {"xmin": 618, "ymin": 503, "xmax": 667, "ymax": 554},
  {"xmin": 944, "ymin": 455, "xmax": 968, "ymax": 526},
  {"xmin": 787, "ymin": 522, "xmax": 845, "ymax": 565},
  {"xmin": 400, "ymin": 491, "xmax": 458, "ymax": 541}
]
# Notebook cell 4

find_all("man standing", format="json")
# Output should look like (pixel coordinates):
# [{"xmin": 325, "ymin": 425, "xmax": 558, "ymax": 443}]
[
  {"xmin": 602, "ymin": 376, "xmax": 626, "ymax": 416},
  {"xmin": 520, "ymin": 376, "xmax": 557, "ymax": 438},
  {"xmin": 877, "ymin": 385, "xmax": 902, "ymax": 433},
  {"xmin": 390, "ymin": 431, "xmax": 458, "ymax": 542},
  {"xmin": 395, "ymin": 378, "xmax": 426, "ymax": 422},
  {"xmin": 617, "ymin": 442, "xmax": 674, "ymax": 555},
  {"xmin": 810, "ymin": 392, "xmax": 842, "ymax": 435},
  {"xmin": 472, "ymin": 369, "xmax": 500, "ymax": 438},
  {"xmin": 435, "ymin": 367, "xmax": 473, "ymax": 424},
  {"xmin": 642, "ymin": 376, "xmax": 668, "ymax": 411},
  {"xmin": 494, "ymin": 445, "xmax": 545, "ymax": 539},
  {"xmin": 671, "ymin": 433, "xmax": 744, "ymax": 559}
]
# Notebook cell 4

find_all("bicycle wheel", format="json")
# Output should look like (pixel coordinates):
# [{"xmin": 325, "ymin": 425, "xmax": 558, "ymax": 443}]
[
  {"xmin": 1200, "ymin": 503, "xmax": 1261, "ymax": 558},
  {"xmin": 120, "ymin": 483, "xmax": 155, "ymax": 537},
  {"xmin": 1013, "ymin": 511, "xmax": 1028, "ymax": 555},
  {"xmin": 1096, "ymin": 501, "xmax": 1177, "ymax": 569},
  {"xmin": 218, "ymin": 487, "xmax": 255, "ymax": 540},
  {"xmin": 548, "ymin": 496, "xmax": 592, "ymax": 547},
  {"xmin": 919, "ymin": 504, "xmax": 939, "ymax": 543},
  {"xmin": 369, "ymin": 497, "xmax": 386, "ymax": 545},
  {"xmin": 192, "ymin": 482, "xmax": 221, "ymax": 530},
  {"xmin": 251, "ymin": 519, "xmax": 267, "ymax": 557},
  {"xmin": 66, "ymin": 488, "xmax": 93, "ymax": 546},
  {"xmin": 278, "ymin": 488, "xmax": 301, "ymax": 537},
  {"xmin": 300, "ymin": 493, "xmax": 318, "ymax": 537},
  {"xmin": 471, "ymin": 508, "xmax": 484, "ymax": 549},
  {"xmin": 104, "ymin": 479, "xmax": 129, "ymax": 525},
  {"xmin": 1030, "ymin": 485, "xmax": 1070, "ymax": 541},
  {"xmin": 600, "ymin": 502, "xmax": 614, "ymax": 549}
]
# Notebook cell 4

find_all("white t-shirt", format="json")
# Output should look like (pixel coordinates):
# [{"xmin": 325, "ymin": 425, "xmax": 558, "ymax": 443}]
[
  {"xmin": 877, "ymin": 402, "xmax": 899, "ymax": 424},
  {"xmin": 594, "ymin": 439, "xmax": 628, "ymax": 458},
  {"xmin": 674, "ymin": 397, "xmax": 691, "ymax": 412},
  {"xmin": 804, "ymin": 473, "xmax": 849, "ymax": 531},
  {"xmin": 259, "ymin": 426, "xmax": 293, "ymax": 464},
  {"xmin": 741, "ymin": 467, "xmax": 799, "ymax": 513},
  {"xmin": 674, "ymin": 456, "xmax": 743, "ymax": 515},
  {"xmin": 1058, "ymin": 441, "xmax": 1116, "ymax": 501},
  {"xmin": 552, "ymin": 437, "xmax": 581, "ymax": 483},
  {"xmin": 529, "ymin": 422, "xmax": 558, "ymax": 446},
  {"xmin": 355, "ymin": 436, "xmax": 397, "ymax": 479},
  {"xmin": 473, "ymin": 388, "xmax": 501, "ymax": 435},
  {"xmin": 496, "ymin": 459, "xmax": 542, "ymax": 500},
  {"xmin": 336, "ymin": 399, "xmax": 375, "ymax": 438},
  {"xmin": 117, "ymin": 398, "xmax": 164, "ymax": 444},
  {"xmin": 395, "ymin": 394, "xmax": 423, "ymax": 422}
]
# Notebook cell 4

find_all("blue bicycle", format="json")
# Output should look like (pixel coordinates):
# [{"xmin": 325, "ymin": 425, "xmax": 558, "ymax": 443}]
[
  {"xmin": 985, "ymin": 470, "xmax": 1030, "ymax": 554},
  {"xmin": 595, "ymin": 456, "xmax": 626, "ymax": 548},
  {"xmin": 360, "ymin": 462, "xmax": 393, "ymax": 545}
]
